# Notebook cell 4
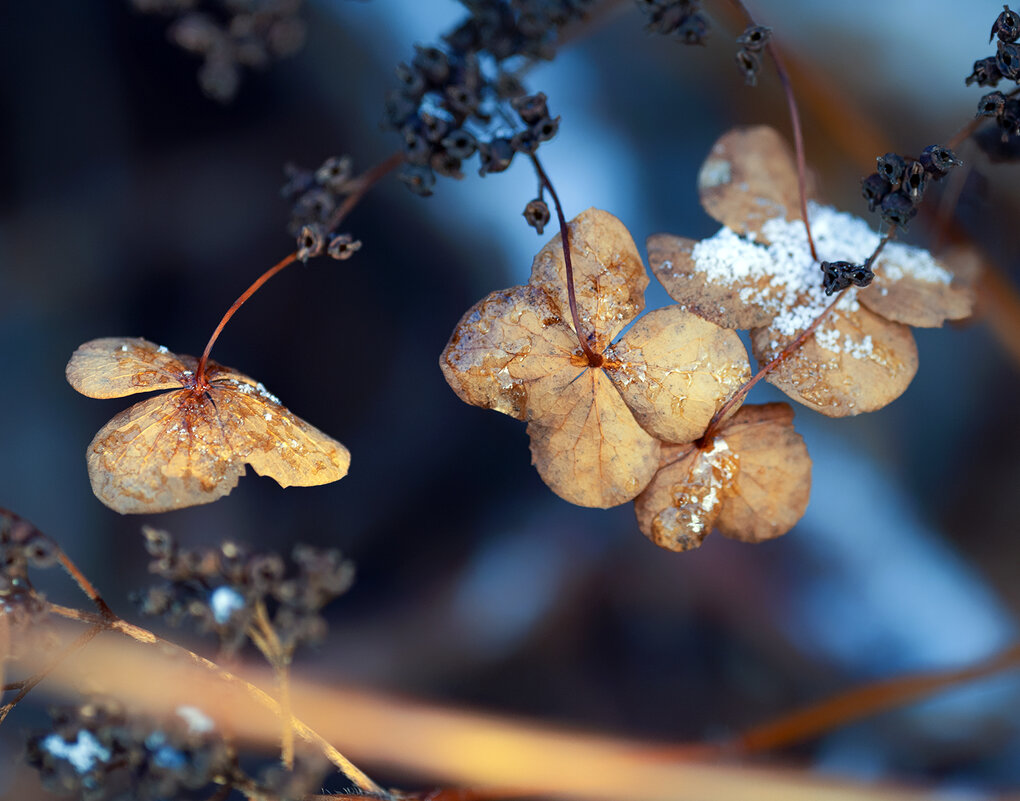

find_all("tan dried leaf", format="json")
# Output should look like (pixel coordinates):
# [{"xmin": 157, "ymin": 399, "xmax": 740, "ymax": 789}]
[
  {"xmin": 751, "ymin": 305, "xmax": 918, "ymax": 417},
  {"xmin": 634, "ymin": 403, "xmax": 810, "ymax": 552},
  {"xmin": 646, "ymin": 234, "xmax": 775, "ymax": 329},
  {"xmin": 527, "ymin": 368, "xmax": 660, "ymax": 508},
  {"xmin": 861, "ymin": 250, "xmax": 975, "ymax": 327},
  {"xmin": 603, "ymin": 305, "xmax": 751, "ymax": 443},
  {"xmin": 529, "ymin": 207, "xmax": 648, "ymax": 352},
  {"xmin": 68, "ymin": 338, "xmax": 349, "ymax": 514},
  {"xmin": 441, "ymin": 209, "xmax": 751, "ymax": 508},
  {"xmin": 697, "ymin": 126, "xmax": 808, "ymax": 239}
]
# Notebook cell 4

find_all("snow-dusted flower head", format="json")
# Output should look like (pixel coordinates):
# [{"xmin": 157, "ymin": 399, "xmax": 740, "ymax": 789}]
[{"xmin": 647, "ymin": 126, "xmax": 975, "ymax": 416}]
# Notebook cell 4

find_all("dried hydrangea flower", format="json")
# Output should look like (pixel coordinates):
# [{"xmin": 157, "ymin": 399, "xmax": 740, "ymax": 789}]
[
  {"xmin": 634, "ymin": 403, "xmax": 811, "ymax": 552},
  {"xmin": 441, "ymin": 208, "xmax": 750, "ymax": 508},
  {"xmin": 647, "ymin": 126, "xmax": 974, "ymax": 417}
]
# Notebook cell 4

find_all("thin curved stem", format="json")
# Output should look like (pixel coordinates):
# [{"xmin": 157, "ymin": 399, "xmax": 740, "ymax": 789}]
[
  {"xmin": 728, "ymin": 0, "xmax": 817, "ymax": 261},
  {"xmin": 529, "ymin": 154, "xmax": 601, "ymax": 366},
  {"xmin": 699, "ymin": 229, "xmax": 895, "ymax": 444}
]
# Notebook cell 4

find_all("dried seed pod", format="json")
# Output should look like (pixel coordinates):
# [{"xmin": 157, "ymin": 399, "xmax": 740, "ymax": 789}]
[
  {"xmin": 997, "ymin": 40, "xmax": 1020, "ymax": 79},
  {"xmin": 478, "ymin": 137, "xmax": 515, "ymax": 175},
  {"xmin": 413, "ymin": 45, "xmax": 450, "ymax": 85},
  {"xmin": 735, "ymin": 48, "xmax": 762, "ymax": 85},
  {"xmin": 977, "ymin": 90, "xmax": 1007, "ymax": 117},
  {"xmin": 420, "ymin": 111, "xmax": 451, "ymax": 144},
  {"xmin": 991, "ymin": 4, "xmax": 1020, "ymax": 43},
  {"xmin": 398, "ymin": 164, "xmax": 436, "ymax": 196},
  {"xmin": 861, "ymin": 172, "xmax": 892, "ymax": 212},
  {"xmin": 820, "ymin": 260, "xmax": 875, "ymax": 296},
  {"xmin": 401, "ymin": 125, "xmax": 431, "ymax": 164},
  {"xmin": 876, "ymin": 152, "xmax": 906, "ymax": 185},
  {"xmin": 531, "ymin": 115, "xmax": 561, "ymax": 142},
  {"xmin": 512, "ymin": 92, "xmax": 549, "ymax": 125},
  {"xmin": 901, "ymin": 161, "xmax": 927, "ymax": 204},
  {"xmin": 523, "ymin": 198, "xmax": 551, "ymax": 234},
  {"xmin": 511, "ymin": 129, "xmax": 539, "ymax": 155},
  {"xmin": 395, "ymin": 62, "xmax": 426, "ymax": 98},
  {"xmin": 430, "ymin": 150, "xmax": 464, "ymax": 178},
  {"xmin": 919, "ymin": 145, "xmax": 962, "ymax": 179},
  {"xmin": 327, "ymin": 234, "xmax": 362, "ymax": 260},
  {"xmin": 441, "ymin": 128, "xmax": 478, "ymax": 159},
  {"xmin": 314, "ymin": 156, "xmax": 352, "ymax": 192},
  {"xmin": 736, "ymin": 24, "xmax": 771, "ymax": 51},
  {"xmin": 967, "ymin": 55, "xmax": 1003, "ymax": 86},
  {"xmin": 676, "ymin": 12, "xmax": 709, "ymax": 45},
  {"xmin": 296, "ymin": 223, "xmax": 326, "ymax": 261},
  {"xmin": 880, "ymin": 190, "xmax": 918, "ymax": 227}
]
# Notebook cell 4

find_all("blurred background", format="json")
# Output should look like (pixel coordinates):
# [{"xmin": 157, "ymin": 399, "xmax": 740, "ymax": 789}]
[{"xmin": 2, "ymin": 0, "xmax": 1020, "ymax": 796}]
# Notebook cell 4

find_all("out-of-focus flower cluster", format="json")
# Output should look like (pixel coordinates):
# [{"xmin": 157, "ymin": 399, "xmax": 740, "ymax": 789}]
[
  {"xmin": 1, "ymin": 510, "xmax": 57, "ymax": 653},
  {"xmin": 137, "ymin": 528, "xmax": 354, "ymax": 655}
]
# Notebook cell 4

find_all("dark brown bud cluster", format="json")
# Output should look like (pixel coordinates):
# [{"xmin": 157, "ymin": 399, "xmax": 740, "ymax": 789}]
[
  {"xmin": 130, "ymin": 0, "xmax": 306, "ymax": 102},
  {"xmin": 385, "ymin": 1, "xmax": 589, "ymax": 195},
  {"xmin": 1, "ymin": 510, "xmax": 56, "ymax": 644},
  {"xmin": 820, "ymin": 260, "xmax": 875, "ymax": 296},
  {"xmin": 967, "ymin": 5, "xmax": 1020, "ymax": 87},
  {"xmin": 860, "ymin": 146, "xmax": 962, "ymax": 228},
  {"xmin": 27, "ymin": 698, "xmax": 233, "ymax": 801},
  {"xmin": 636, "ymin": 0, "xmax": 710, "ymax": 45},
  {"xmin": 137, "ymin": 528, "xmax": 355, "ymax": 655}
]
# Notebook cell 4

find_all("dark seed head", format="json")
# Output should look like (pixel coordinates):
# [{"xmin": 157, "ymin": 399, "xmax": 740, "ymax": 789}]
[
  {"xmin": 919, "ymin": 145, "xmax": 962, "ymax": 178},
  {"xmin": 991, "ymin": 4, "xmax": 1020, "ymax": 43},
  {"xmin": 880, "ymin": 190, "xmax": 918, "ymax": 228},
  {"xmin": 327, "ymin": 234, "xmax": 362, "ymax": 261},
  {"xmin": 315, "ymin": 156, "xmax": 352, "ymax": 192},
  {"xmin": 861, "ymin": 172, "xmax": 892, "ymax": 212},
  {"xmin": 440, "ymin": 128, "xmax": 477, "ymax": 159},
  {"xmin": 531, "ymin": 115, "xmax": 560, "ymax": 142},
  {"xmin": 523, "ymin": 198, "xmax": 551, "ymax": 235},
  {"xmin": 901, "ymin": 161, "xmax": 927, "ymax": 204},
  {"xmin": 478, "ymin": 137, "xmax": 515, "ymax": 175},
  {"xmin": 978, "ymin": 90, "xmax": 1007, "ymax": 118},
  {"xmin": 967, "ymin": 56, "xmax": 1003, "ymax": 87},
  {"xmin": 876, "ymin": 153, "xmax": 906, "ymax": 185},
  {"xmin": 735, "ymin": 49, "xmax": 762, "ymax": 86},
  {"xmin": 512, "ymin": 92, "xmax": 549, "ymax": 125},
  {"xmin": 398, "ymin": 164, "xmax": 436, "ymax": 196},
  {"xmin": 997, "ymin": 41, "xmax": 1020, "ymax": 79},
  {"xmin": 736, "ymin": 24, "xmax": 771, "ymax": 52},
  {"xmin": 297, "ymin": 223, "xmax": 326, "ymax": 261}
]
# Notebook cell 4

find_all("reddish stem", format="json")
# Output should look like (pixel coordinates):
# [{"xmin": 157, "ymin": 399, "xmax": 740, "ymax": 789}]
[
  {"xmin": 529, "ymin": 155, "xmax": 602, "ymax": 366},
  {"xmin": 195, "ymin": 152, "xmax": 404, "ymax": 384},
  {"xmin": 729, "ymin": 0, "xmax": 818, "ymax": 261},
  {"xmin": 699, "ymin": 229, "xmax": 894, "ymax": 445}
]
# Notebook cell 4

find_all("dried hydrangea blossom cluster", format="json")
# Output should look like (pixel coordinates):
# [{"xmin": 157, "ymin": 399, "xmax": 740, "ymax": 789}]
[
  {"xmin": 966, "ymin": 5, "xmax": 1020, "ymax": 160},
  {"xmin": 441, "ymin": 127, "xmax": 975, "ymax": 552},
  {"xmin": 26, "ymin": 699, "xmax": 234, "ymax": 801},
  {"xmin": 130, "ymin": 0, "xmax": 306, "ymax": 102},
  {"xmin": 859, "ymin": 146, "xmax": 963, "ymax": 229},
  {"xmin": 281, "ymin": 156, "xmax": 364, "ymax": 260},
  {"xmin": 384, "ymin": 1, "xmax": 591, "ymax": 194},
  {"xmin": 65, "ymin": 338, "xmax": 349, "ymax": 514},
  {"xmin": 138, "ymin": 528, "xmax": 354, "ymax": 655},
  {"xmin": 1, "ymin": 510, "xmax": 57, "ymax": 651}
]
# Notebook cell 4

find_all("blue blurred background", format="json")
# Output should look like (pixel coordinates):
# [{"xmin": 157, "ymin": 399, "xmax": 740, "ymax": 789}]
[{"xmin": 2, "ymin": 0, "xmax": 1020, "ymax": 795}]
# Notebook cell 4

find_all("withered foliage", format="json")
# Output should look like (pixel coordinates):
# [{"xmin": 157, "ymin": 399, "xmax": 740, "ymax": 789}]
[
  {"xmin": 66, "ymin": 338, "xmax": 349, "ymax": 514},
  {"xmin": 441, "ymin": 208, "xmax": 750, "ymax": 509},
  {"xmin": 648, "ymin": 126, "xmax": 975, "ymax": 417},
  {"xmin": 634, "ymin": 403, "xmax": 811, "ymax": 551}
]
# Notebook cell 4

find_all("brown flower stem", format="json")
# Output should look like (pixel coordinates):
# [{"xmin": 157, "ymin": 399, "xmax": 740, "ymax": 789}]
[
  {"xmin": 946, "ymin": 88, "xmax": 1019, "ymax": 151},
  {"xmin": 250, "ymin": 601, "xmax": 296, "ymax": 770},
  {"xmin": 45, "ymin": 603, "xmax": 388, "ymax": 798},
  {"xmin": 195, "ymin": 152, "xmax": 404, "ymax": 384},
  {"xmin": 699, "ymin": 228, "xmax": 895, "ymax": 445},
  {"xmin": 529, "ymin": 154, "xmax": 602, "ymax": 366},
  {"xmin": 0, "ymin": 623, "xmax": 104, "ymax": 725},
  {"xmin": 728, "ymin": 0, "xmax": 818, "ymax": 261}
]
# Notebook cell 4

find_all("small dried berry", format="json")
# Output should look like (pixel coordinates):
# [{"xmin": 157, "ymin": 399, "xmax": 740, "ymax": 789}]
[
  {"xmin": 919, "ymin": 145, "xmax": 962, "ymax": 178},
  {"xmin": 736, "ymin": 24, "xmax": 771, "ymax": 51},
  {"xmin": 861, "ymin": 172, "xmax": 892, "ymax": 212},
  {"xmin": 977, "ymin": 90, "xmax": 1008, "ymax": 117},
  {"xmin": 478, "ymin": 137, "xmax": 515, "ymax": 175},
  {"xmin": 967, "ymin": 55, "xmax": 1003, "ymax": 86},
  {"xmin": 901, "ymin": 161, "xmax": 927, "ymax": 204},
  {"xmin": 531, "ymin": 115, "xmax": 561, "ymax": 142},
  {"xmin": 820, "ymin": 260, "xmax": 874, "ymax": 296},
  {"xmin": 736, "ymin": 49, "xmax": 762, "ymax": 86},
  {"xmin": 512, "ymin": 92, "xmax": 549, "ymax": 125},
  {"xmin": 523, "ymin": 198, "xmax": 551, "ymax": 234},
  {"xmin": 876, "ymin": 153, "xmax": 906, "ymax": 185},
  {"xmin": 879, "ymin": 190, "xmax": 918, "ymax": 228},
  {"xmin": 413, "ymin": 45, "xmax": 451, "ymax": 85},
  {"xmin": 297, "ymin": 223, "xmax": 326, "ymax": 261},
  {"xmin": 327, "ymin": 234, "xmax": 362, "ymax": 261},
  {"xmin": 991, "ymin": 5, "xmax": 1020, "ymax": 43},
  {"xmin": 441, "ymin": 128, "xmax": 478, "ymax": 159},
  {"xmin": 997, "ymin": 40, "xmax": 1020, "ymax": 79}
]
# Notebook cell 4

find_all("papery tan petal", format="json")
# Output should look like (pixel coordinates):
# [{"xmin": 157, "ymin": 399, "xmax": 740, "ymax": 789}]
[
  {"xmin": 861, "ymin": 248, "xmax": 975, "ymax": 327},
  {"xmin": 646, "ymin": 234, "xmax": 775, "ymax": 329},
  {"xmin": 712, "ymin": 403, "xmax": 811, "ymax": 543},
  {"xmin": 633, "ymin": 439, "xmax": 738, "ymax": 552},
  {"xmin": 529, "ymin": 208, "xmax": 648, "ymax": 352},
  {"xmin": 527, "ymin": 367, "xmax": 659, "ymax": 508},
  {"xmin": 439, "ymin": 285, "xmax": 578, "ymax": 421},
  {"xmin": 698, "ymin": 126, "xmax": 808, "ymax": 238},
  {"xmin": 67, "ymin": 337, "xmax": 195, "ymax": 399},
  {"xmin": 87, "ymin": 391, "xmax": 243, "ymax": 514},
  {"xmin": 752, "ymin": 304, "xmax": 918, "ymax": 417},
  {"xmin": 209, "ymin": 377, "xmax": 350, "ymax": 487},
  {"xmin": 603, "ymin": 305, "xmax": 751, "ymax": 444}
]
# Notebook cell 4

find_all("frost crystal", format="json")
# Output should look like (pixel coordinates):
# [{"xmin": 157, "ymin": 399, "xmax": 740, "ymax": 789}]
[
  {"xmin": 176, "ymin": 705, "xmax": 215, "ymax": 734},
  {"xmin": 42, "ymin": 730, "xmax": 111, "ymax": 774},
  {"xmin": 210, "ymin": 586, "xmax": 245, "ymax": 624}
]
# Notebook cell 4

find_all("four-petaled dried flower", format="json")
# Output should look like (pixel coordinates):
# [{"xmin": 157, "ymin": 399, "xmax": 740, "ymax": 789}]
[
  {"xmin": 647, "ymin": 126, "xmax": 974, "ymax": 417},
  {"xmin": 441, "ymin": 208, "xmax": 750, "ymax": 508},
  {"xmin": 66, "ymin": 338, "xmax": 349, "ymax": 514}
]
